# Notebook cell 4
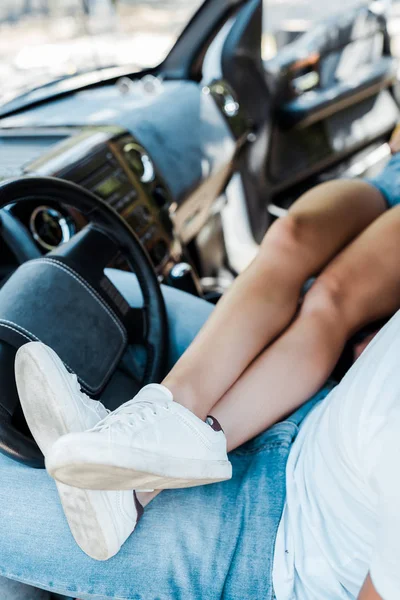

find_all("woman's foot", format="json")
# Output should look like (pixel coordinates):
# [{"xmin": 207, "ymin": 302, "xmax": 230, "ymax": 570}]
[
  {"xmin": 15, "ymin": 342, "xmax": 142, "ymax": 561},
  {"xmin": 46, "ymin": 384, "xmax": 232, "ymax": 491}
]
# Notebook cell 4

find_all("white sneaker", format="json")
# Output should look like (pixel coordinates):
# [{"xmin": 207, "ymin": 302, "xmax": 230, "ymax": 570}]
[
  {"xmin": 46, "ymin": 384, "xmax": 232, "ymax": 491},
  {"xmin": 15, "ymin": 342, "xmax": 142, "ymax": 561}
]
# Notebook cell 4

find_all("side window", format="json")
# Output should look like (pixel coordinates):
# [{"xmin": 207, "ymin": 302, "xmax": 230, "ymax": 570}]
[{"xmin": 262, "ymin": 0, "xmax": 379, "ymax": 59}]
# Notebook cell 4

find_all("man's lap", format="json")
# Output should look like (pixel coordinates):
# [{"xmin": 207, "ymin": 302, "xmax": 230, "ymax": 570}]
[
  {"xmin": 0, "ymin": 430, "xmax": 284, "ymax": 599},
  {"xmin": 0, "ymin": 384, "xmax": 334, "ymax": 600}
]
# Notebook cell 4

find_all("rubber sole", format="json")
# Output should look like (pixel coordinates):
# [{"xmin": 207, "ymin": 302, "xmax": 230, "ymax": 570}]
[
  {"xmin": 57, "ymin": 482, "xmax": 119, "ymax": 561},
  {"xmin": 16, "ymin": 344, "xmax": 77, "ymax": 456},
  {"xmin": 15, "ymin": 343, "xmax": 128, "ymax": 560},
  {"xmin": 47, "ymin": 441, "xmax": 232, "ymax": 491}
]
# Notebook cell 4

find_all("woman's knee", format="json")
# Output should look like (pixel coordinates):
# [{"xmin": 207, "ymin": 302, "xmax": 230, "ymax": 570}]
[
  {"xmin": 258, "ymin": 180, "xmax": 385, "ymax": 275},
  {"xmin": 260, "ymin": 214, "xmax": 303, "ymax": 256},
  {"xmin": 258, "ymin": 214, "xmax": 317, "ymax": 274}
]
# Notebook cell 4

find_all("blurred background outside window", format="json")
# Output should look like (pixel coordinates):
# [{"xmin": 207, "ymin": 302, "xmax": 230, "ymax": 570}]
[{"xmin": 0, "ymin": 0, "xmax": 399, "ymax": 106}]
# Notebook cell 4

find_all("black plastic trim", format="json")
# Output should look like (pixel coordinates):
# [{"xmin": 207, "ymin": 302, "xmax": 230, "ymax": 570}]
[{"xmin": 278, "ymin": 57, "xmax": 397, "ymax": 129}]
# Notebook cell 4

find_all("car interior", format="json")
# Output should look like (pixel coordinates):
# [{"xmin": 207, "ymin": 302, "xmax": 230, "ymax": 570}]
[{"xmin": 0, "ymin": 1, "xmax": 398, "ymax": 594}]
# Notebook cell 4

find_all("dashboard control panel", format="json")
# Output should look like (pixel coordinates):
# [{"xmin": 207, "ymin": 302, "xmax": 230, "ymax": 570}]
[{"xmin": 23, "ymin": 127, "xmax": 181, "ymax": 273}]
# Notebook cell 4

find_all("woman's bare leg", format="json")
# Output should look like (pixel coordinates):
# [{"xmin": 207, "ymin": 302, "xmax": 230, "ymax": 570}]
[
  {"xmin": 212, "ymin": 205, "xmax": 400, "ymax": 450},
  {"xmin": 163, "ymin": 180, "xmax": 386, "ymax": 419}
]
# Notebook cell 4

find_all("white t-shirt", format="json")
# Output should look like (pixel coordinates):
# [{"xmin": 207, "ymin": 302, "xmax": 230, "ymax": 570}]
[{"xmin": 273, "ymin": 309, "xmax": 400, "ymax": 600}]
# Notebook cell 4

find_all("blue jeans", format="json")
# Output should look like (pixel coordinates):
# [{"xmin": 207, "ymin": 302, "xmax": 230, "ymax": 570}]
[{"xmin": 0, "ymin": 270, "xmax": 334, "ymax": 600}]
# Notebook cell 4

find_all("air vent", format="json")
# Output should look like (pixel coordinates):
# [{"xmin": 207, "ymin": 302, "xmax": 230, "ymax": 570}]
[
  {"xmin": 122, "ymin": 142, "xmax": 155, "ymax": 183},
  {"xmin": 203, "ymin": 80, "xmax": 251, "ymax": 141}
]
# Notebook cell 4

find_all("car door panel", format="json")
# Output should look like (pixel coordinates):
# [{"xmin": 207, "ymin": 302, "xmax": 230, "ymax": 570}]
[
  {"xmin": 269, "ymin": 89, "xmax": 398, "ymax": 187},
  {"xmin": 278, "ymin": 56, "xmax": 396, "ymax": 129},
  {"xmin": 264, "ymin": 3, "xmax": 399, "ymax": 191}
]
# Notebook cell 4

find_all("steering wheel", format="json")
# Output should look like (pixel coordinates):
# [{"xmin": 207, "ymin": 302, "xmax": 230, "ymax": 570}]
[{"xmin": 0, "ymin": 176, "xmax": 168, "ymax": 467}]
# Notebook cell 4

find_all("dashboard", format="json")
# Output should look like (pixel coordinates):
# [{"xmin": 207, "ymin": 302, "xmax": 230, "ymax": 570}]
[
  {"xmin": 15, "ymin": 127, "xmax": 178, "ymax": 273},
  {"xmin": 0, "ymin": 78, "xmax": 248, "ymax": 278}
]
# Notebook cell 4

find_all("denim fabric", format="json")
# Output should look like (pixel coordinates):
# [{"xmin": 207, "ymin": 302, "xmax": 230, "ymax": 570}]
[
  {"xmin": 0, "ymin": 272, "xmax": 336, "ymax": 600},
  {"xmin": 0, "ymin": 578, "xmax": 54, "ymax": 600},
  {"xmin": 366, "ymin": 152, "xmax": 400, "ymax": 208}
]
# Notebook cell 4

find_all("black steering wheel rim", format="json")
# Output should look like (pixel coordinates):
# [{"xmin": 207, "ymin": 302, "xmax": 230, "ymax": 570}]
[{"xmin": 0, "ymin": 175, "xmax": 168, "ymax": 466}]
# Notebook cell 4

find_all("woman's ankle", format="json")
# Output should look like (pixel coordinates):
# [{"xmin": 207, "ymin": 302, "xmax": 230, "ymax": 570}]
[{"xmin": 161, "ymin": 377, "xmax": 208, "ymax": 421}]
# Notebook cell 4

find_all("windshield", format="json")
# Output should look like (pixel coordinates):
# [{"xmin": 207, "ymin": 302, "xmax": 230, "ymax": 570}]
[
  {"xmin": 0, "ymin": 0, "xmax": 376, "ymax": 108},
  {"xmin": 0, "ymin": 0, "xmax": 205, "ymax": 107}
]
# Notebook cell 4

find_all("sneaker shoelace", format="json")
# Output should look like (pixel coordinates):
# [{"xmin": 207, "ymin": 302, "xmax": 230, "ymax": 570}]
[{"xmin": 90, "ymin": 397, "xmax": 170, "ymax": 433}]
